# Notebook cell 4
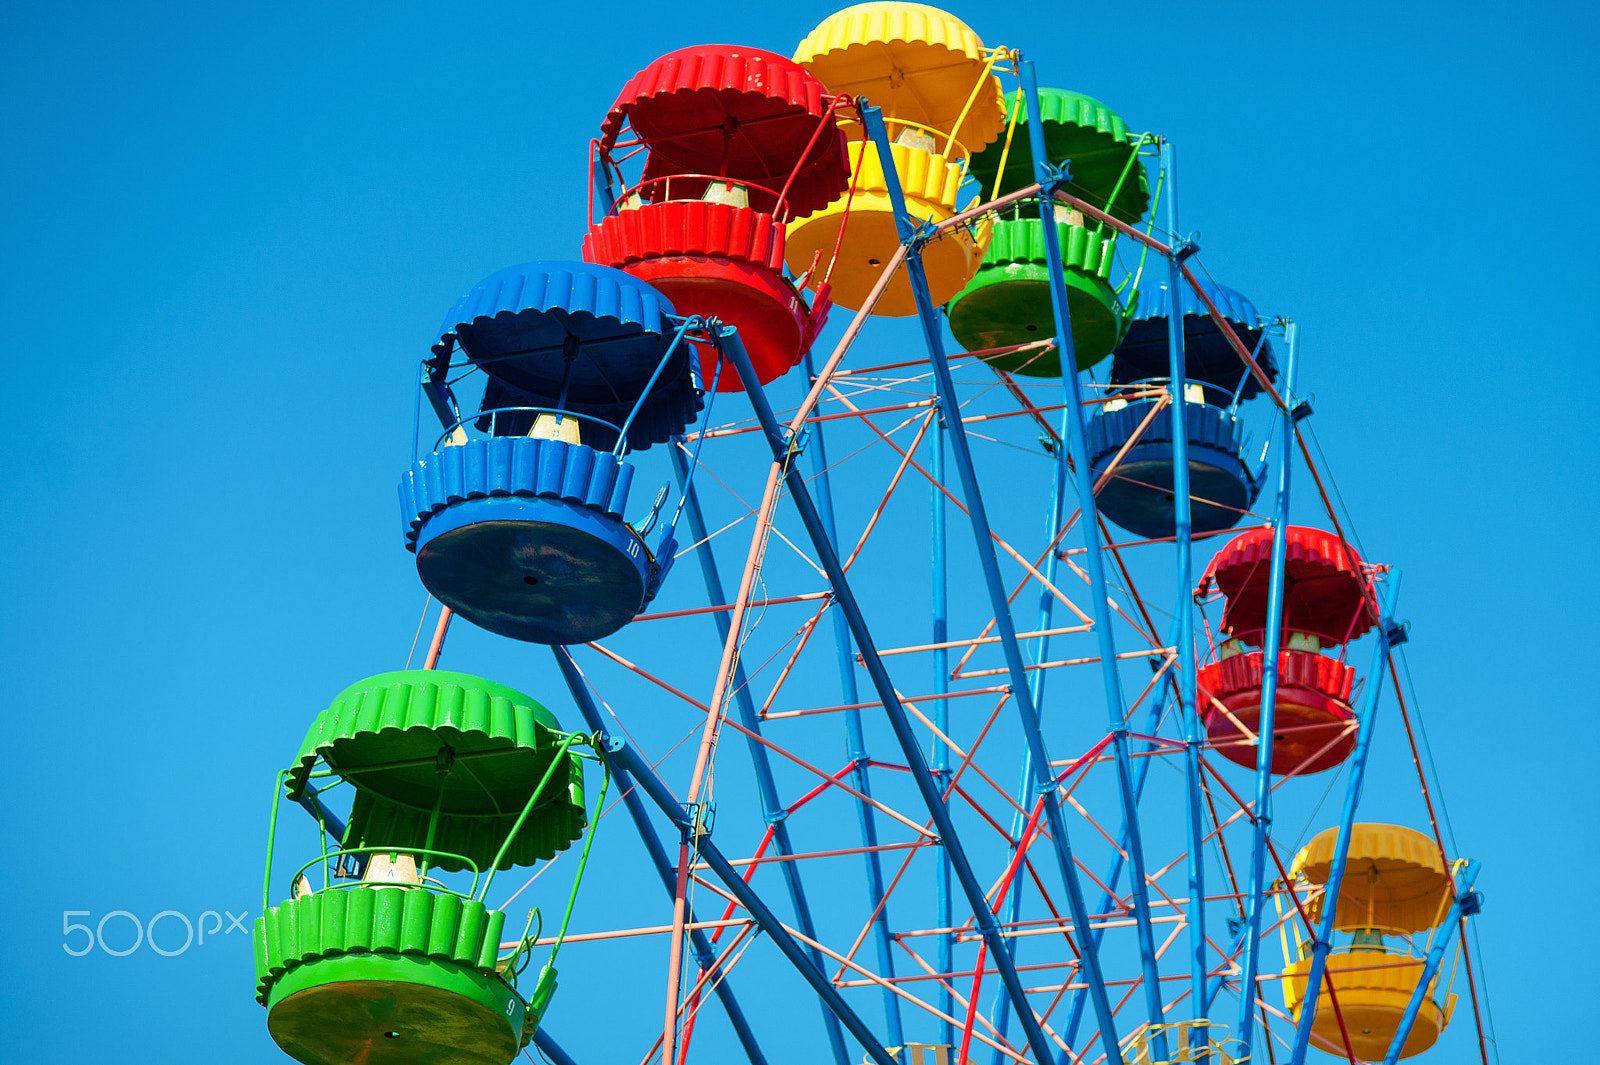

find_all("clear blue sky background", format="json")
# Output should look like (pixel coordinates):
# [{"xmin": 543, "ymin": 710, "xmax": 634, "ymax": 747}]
[{"xmin": 2, "ymin": 1, "xmax": 1594, "ymax": 1062}]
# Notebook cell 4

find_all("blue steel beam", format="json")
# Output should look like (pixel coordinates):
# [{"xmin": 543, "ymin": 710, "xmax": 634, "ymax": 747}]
[
  {"xmin": 1234, "ymin": 330, "xmax": 1300, "ymax": 1057},
  {"xmin": 667, "ymin": 442, "xmax": 853, "ymax": 1065},
  {"xmin": 1284, "ymin": 577, "xmax": 1407, "ymax": 1065},
  {"xmin": 1058, "ymin": 617, "xmax": 1181, "ymax": 1054},
  {"xmin": 1161, "ymin": 137, "xmax": 1212, "ymax": 1060},
  {"xmin": 795, "ymin": 349, "xmax": 906, "ymax": 1044},
  {"xmin": 595, "ymin": 724, "xmax": 902, "ymax": 1065},
  {"xmin": 930, "ymin": 411, "xmax": 955, "ymax": 1049},
  {"xmin": 1381, "ymin": 862, "xmax": 1481, "ymax": 1065},
  {"xmin": 551, "ymin": 646, "xmax": 769, "ymax": 1065},
  {"xmin": 985, "ymin": 377, "xmax": 1088, "ymax": 1055},
  {"xmin": 1006, "ymin": 63, "xmax": 1171, "ymax": 1059},
  {"xmin": 533, "ymin": 1027, "xmax": 581, "ymax": 1065},
  {"xmin": 861, "ymin": 85, "xmax": 1138, "ymax": 1064},
  {"xmin": 718, "ymin": 325, "xmax": 1066, "ymax": 1065},
  {"xmin": 1206, "ymin": 925, "xmax": 1250, "ymax": 1013}
]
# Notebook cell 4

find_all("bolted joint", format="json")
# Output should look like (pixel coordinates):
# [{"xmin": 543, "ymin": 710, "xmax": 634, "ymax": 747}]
[
  {"xmin": 764, "ymin": 807, "xmax": 790, "ymax": 827},
  {"xmin": 1172, "ymin": 236, "xmax": 1200, "ymax": 263},
  {"xmin": 1290, "ymin": 398, "xmax": 1314, "ymax": 422},
  {"xmin": 1383, "ymin": 619, "xmax": 1410, "ymax": 646},
  {"xmin": 785, "ymin": 424, "xmax": 811, "ymax": 461},
  {"xmin": 681, "ymin": 800, "xmax": 716, "ymax": 839},
  {"xmin": 903, "ymin": 216, "xmax": 939, "ymax": 251},
  {"xmin": 1037, "ymin": 161, "xmax": 1071, "ymax": 195},
  {"xmin": 1458, "ymin": 890, "xmax": 1483, "ymax": 916}
]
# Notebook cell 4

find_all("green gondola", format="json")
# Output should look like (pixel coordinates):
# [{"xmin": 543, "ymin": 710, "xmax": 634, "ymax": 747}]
[
  {"xmin": 253, "ymin": 670, "xmax": 601, "ymax": 1065},
  {"xmin": 947, "ymin": 88, "xmax": 1149, "ymax": 374}
]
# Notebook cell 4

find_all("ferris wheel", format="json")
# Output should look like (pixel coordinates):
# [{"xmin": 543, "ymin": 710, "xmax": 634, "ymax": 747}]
[{"xmin": 247, "ymin": 5, "xmax": 1490, "ymax": 1065}]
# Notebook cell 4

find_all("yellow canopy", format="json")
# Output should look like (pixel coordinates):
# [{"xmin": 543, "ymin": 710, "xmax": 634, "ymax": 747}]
[
  {"xmin": 795, "ymin": 3, "xmax": 1005, "ymax": 149},
  {"xmin": 1293, "ymin": 823, "xmax": 1453, "ymax": 935}
]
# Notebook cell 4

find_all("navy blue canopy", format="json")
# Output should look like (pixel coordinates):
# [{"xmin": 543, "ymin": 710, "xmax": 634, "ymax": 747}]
[
  {"xmin": 431, "ymin": 261, "xmax": 701, "ymax": 450},
  {"xmin": 1110, "ymin": 277, "xmax": 1278, "ymax": 404}
]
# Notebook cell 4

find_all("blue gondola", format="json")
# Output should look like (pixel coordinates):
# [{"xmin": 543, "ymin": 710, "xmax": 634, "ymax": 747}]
[
  {"xmin": 402, "ymin": 262, "xmax": 699, "ymax": 644},
  {"xmin": 1089, "ymin": 278, "xmax": 1277, "ymax": 539}
]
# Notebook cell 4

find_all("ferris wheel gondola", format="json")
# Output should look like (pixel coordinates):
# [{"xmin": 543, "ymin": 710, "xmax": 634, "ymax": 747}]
[
  {"xmin": 1196, "ymin": 524, "xmax": 1376, "ymax": 775},
  {"xmin": 1088, "ymin": 277, "xmax": 1279, "ymax": 539},
  {"xmin": 584, "ymin": 44, "xmax": 847, "ymax": 391},
  {"xmin": 946, "ymin": 87, "xmax": 1150, "ymax": 373},
  {"xmin": 253, "ymin": 670, "xmax": 598, "ymax": 1065},
  {"xmin": 784, "ymin": 3, "xmax": 1004, "ymax": 316},
  {"xmin": 404, "ymin": 261, "xmax": 710, "ymax": 644},
  {"xmin": 1281, "ymin": 824, "xmax": 1462, "ymax": 1059}
]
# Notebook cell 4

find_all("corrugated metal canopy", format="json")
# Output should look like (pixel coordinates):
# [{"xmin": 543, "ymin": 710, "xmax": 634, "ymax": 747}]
[{"xmin": 1110, "ymin": 276, "xmax": 1279, "ymax": 403}]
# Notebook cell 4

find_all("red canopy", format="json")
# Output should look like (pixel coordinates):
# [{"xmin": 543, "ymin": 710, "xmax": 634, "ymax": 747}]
[
  {"xmin": 1198, "ymin": 525, "xmax": 1377, "ymax": 646},
  {"xmin": 600, "ymin": 44, "xmax": 849, "ymax": 219}
]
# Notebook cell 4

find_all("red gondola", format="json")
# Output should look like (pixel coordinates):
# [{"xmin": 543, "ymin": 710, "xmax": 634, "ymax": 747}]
[
  {"xmin": 584, "ymin": 45, "xmax": 849, "ymax": 390},
  {"xmin": 1198, "ymin": 644, "xmax": 1357, "ymax": 774},
  {"xmin": 1196, "ymin": 525, "xmax": 1377, "ymax": 775}
]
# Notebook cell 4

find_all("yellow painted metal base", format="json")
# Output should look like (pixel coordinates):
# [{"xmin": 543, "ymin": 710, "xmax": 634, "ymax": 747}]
[{"xmin": 1282, "ymin": 951, "xmax": 1448, "ymax": 1060}]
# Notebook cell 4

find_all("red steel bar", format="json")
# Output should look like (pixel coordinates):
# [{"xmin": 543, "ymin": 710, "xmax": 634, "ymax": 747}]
[{"xmin": 422, "ymin": 606, "xmax": 452, "ymax": 669}]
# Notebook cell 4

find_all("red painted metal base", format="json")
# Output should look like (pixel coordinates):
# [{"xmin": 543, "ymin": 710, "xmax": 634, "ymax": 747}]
[{"xmin": 1199, "ymin": 648, "xmax": 1357, "ymax": 774}]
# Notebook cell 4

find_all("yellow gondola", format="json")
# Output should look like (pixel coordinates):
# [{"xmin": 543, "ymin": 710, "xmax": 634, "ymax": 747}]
[
  {"xmin": 784, "ymin": 127, "xmax": 990, "ymax": 316},
  {"xmin": 788, "ymin": 3, "xmax": 1003, "ymax": 315},
  {"xmin": 1280, "ymin": 824, "xmax": 1459, "ymax": 1060}
]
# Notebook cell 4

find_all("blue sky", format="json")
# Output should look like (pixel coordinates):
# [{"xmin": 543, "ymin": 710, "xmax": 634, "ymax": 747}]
[{"xmin": 2, "ymin": 2, "xmax": 1594, "ymax": 1062}]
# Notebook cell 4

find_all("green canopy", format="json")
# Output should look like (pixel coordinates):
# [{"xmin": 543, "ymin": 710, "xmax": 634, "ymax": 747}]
[
  {"xmin": 967, "ymin": 87, "xmax": 1150, "ymax": 223},
  {"xmin": 286, "ymin": 670, "xmax": 586, "ymax": 872}
]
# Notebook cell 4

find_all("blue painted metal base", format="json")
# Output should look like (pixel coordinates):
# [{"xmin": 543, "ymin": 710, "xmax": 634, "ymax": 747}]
[
  {"xmin": 415, "ymin": 496, "xmax": 654, "ymax": 644},
  {"xmin": 400, "ymin": 438, "xmax": 666, "ymax": 644},
  {"xmin": 1088, "ymin": 401, "xmax": 1260, "ymax": 538}
]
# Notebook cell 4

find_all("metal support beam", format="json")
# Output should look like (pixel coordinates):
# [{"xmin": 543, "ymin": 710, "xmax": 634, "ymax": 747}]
[
  {"xmin": 533, "ymin": 1027, "xmax": 582, "ymax": 1065},
  {"xmin": 1162, "ymin": 137, "xmax": 1212, "ymax": 1061},
  {"xmin": 1284, "ymin": 577, "xmax": 1406, "ymax": 1065},
  {"xmin": 1012, "ymin": 62, "xmax": 1169, "ymax": 1059},
  {"xmin": 930, "ymin": 401, "xmax": 956, "ymax": 1050},
  {"xmin": 1234, "ymin": 331, "xmax": 1300, "ymax": 1056},
  {"xmin": 794, "ymin": 351, "xmax": 906, "ymax": 1044},
  {"xmin": 551, "ymin": 647, "xmax": 769, "ymax": 1065},
  {"xmin": 1059, "ymin": 617, "xmax": 1182, "ymax": 1052},
  {"xmin": 1381, "ymin": 862, "xmax": 1481, "ymax": 1065}
]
